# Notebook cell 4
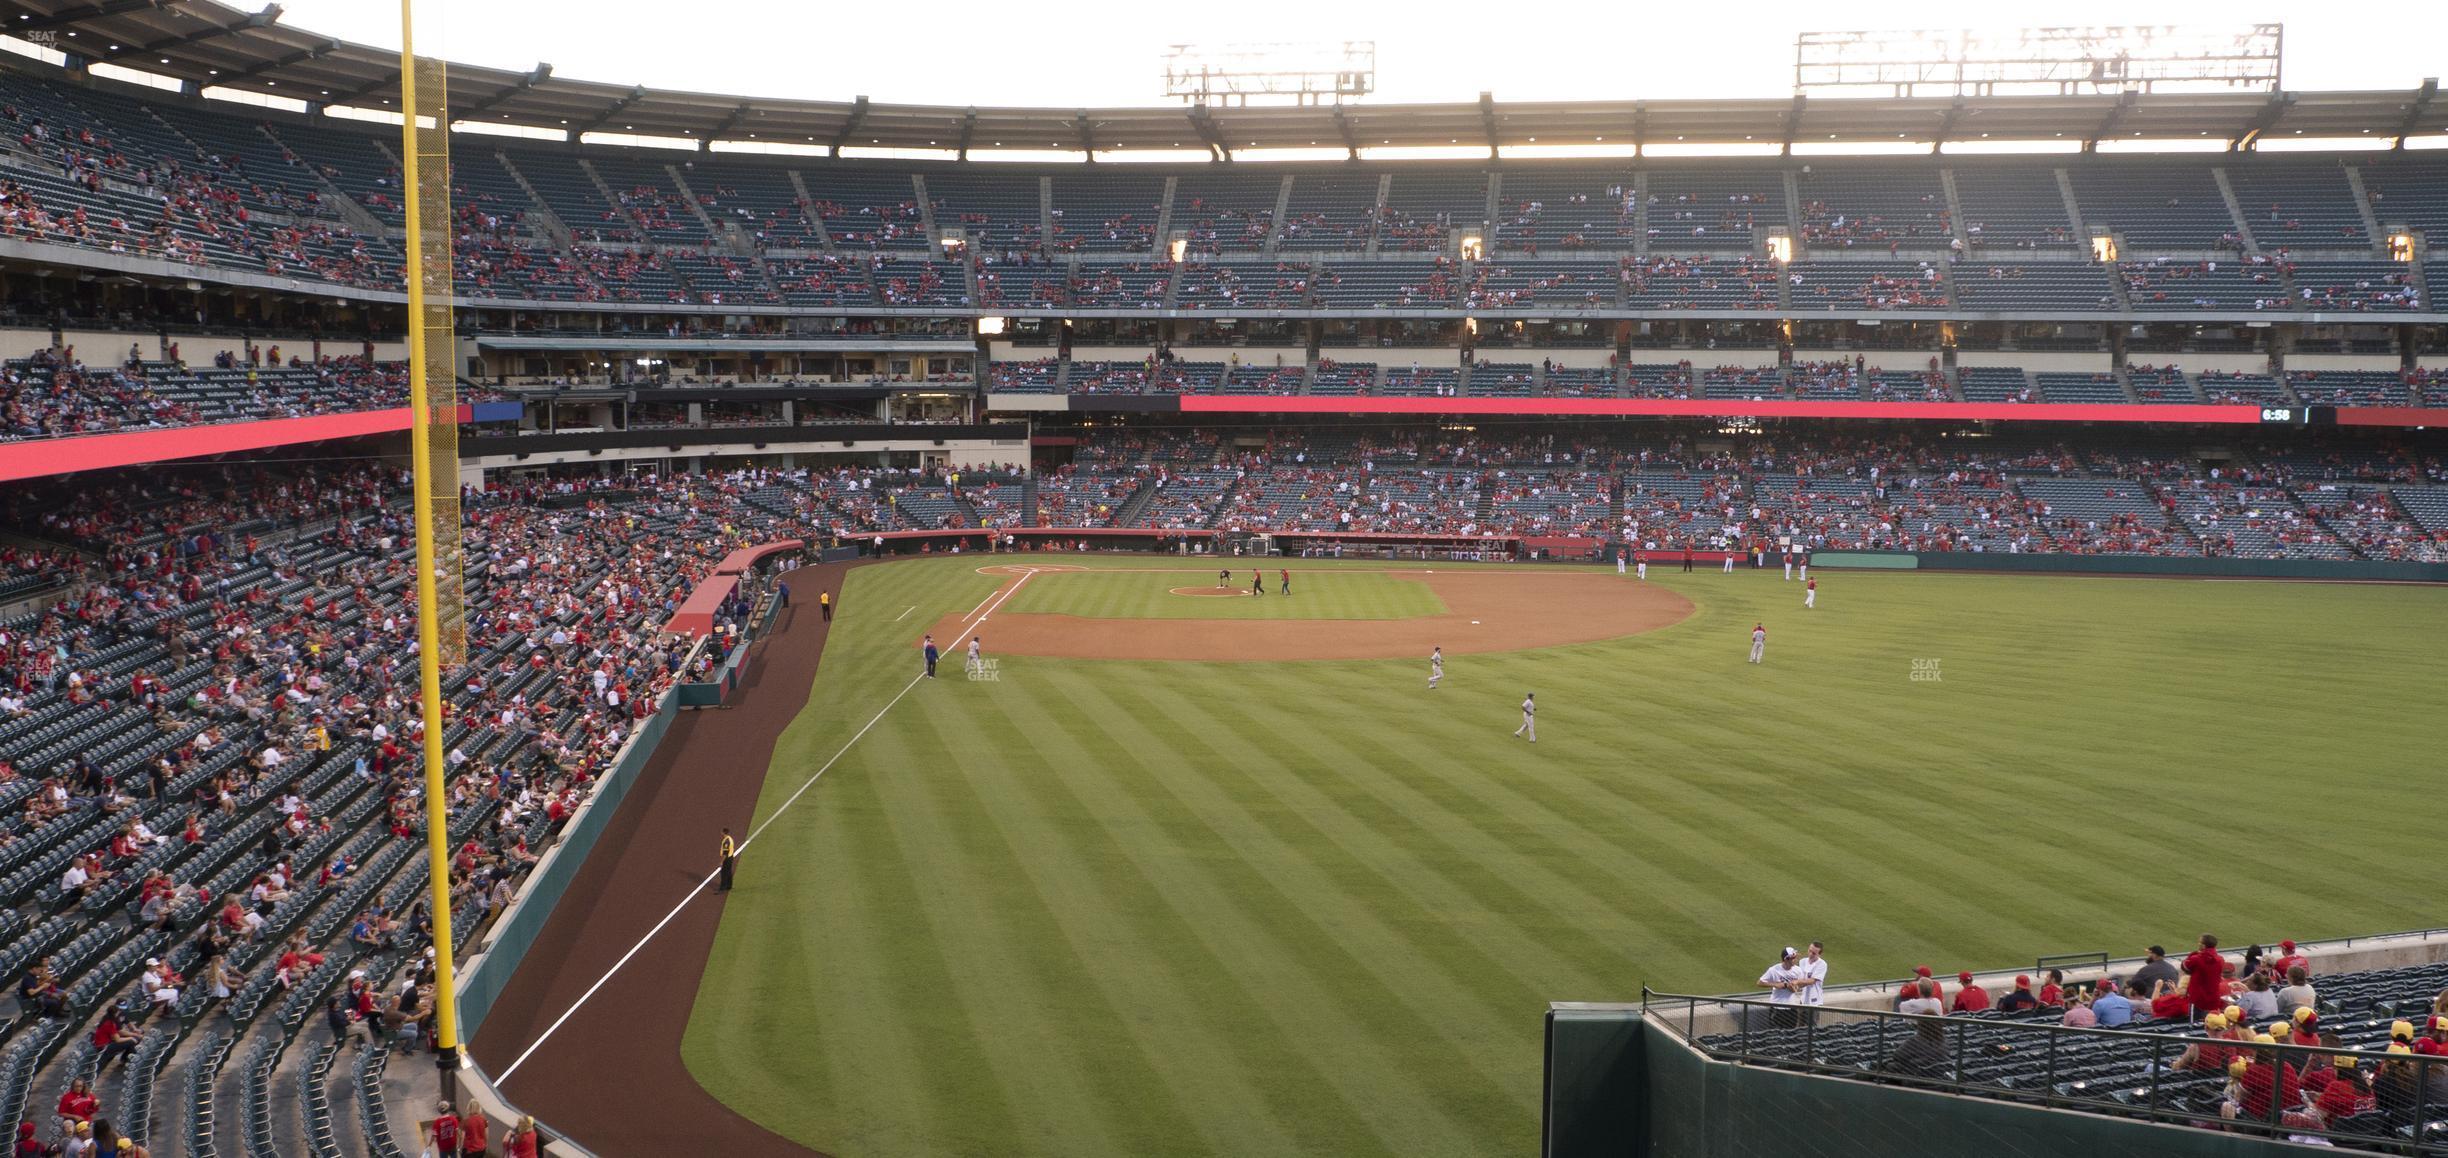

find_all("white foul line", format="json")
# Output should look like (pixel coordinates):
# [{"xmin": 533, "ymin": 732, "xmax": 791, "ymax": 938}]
[
  {"xmin": 893, "ymin": 605, "xmax": 915, "ymax": 621},
  {"xmin": 494, "ymin": 568, "xmax": 1038, "ymax": 1085}
]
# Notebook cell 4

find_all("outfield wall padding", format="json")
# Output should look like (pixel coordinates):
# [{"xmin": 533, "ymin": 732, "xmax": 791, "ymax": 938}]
[
  {"xmin": 456, "ymin": 692, "xmax": 678, "ymax": 1036},
  {"xmin": 1546, "ymin": 1009, "xmax": 2320, "ymax": 1158},
  {"xmin": 1810, "ymin": 549, "xmax": 2448, "ymax": 583}
]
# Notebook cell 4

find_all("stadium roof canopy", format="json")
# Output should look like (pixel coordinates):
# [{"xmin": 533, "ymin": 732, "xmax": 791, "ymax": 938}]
[{"xmin": 7, "ymin": 0, "xmax": 2447, "ymax": 156}]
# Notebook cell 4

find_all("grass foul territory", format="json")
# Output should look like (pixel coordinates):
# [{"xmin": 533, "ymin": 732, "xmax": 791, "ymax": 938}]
[{"xmin": 681, "ymin": 555, "xmax": 2448, "ymax": 1158}]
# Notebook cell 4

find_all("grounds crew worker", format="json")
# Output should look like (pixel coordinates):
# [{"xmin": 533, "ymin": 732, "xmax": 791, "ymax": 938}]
[
  {"xmin": 718, "ymin": 827, "xmax": 737, "ymax": 892},
  {"xmin": 819, "ymin": 590, "xmax": 832, "ymax": 622}
]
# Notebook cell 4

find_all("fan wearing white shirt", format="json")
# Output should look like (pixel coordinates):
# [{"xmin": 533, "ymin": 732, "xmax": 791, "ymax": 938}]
[
  {"xmin": 1797, "ymin": 941, "xmax": 1829, "ymax": 1023},
  {"xmin": 1758, "ymin": 947, "xmax": 1806, "ymax": 1028}
]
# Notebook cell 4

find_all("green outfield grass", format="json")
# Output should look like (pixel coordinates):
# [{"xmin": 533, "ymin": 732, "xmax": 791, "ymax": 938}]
[
  {"xmin": 683, "ymin": 556, "xmax": 2448, "ymax": 1158},
  {"xmin": 995, "ymin": 564, "xmax": 1448, "ymax": 620}
]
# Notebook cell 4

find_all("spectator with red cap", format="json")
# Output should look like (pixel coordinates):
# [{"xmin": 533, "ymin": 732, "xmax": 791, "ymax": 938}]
[
  {"xmin": 2092, "ymin": 979, "xmax": 2134, "ymax": 1027},
  {"xmin": 2417, "ymin": 1016, "xmax": 2448, "ymax": 1058},
  {"xmin": 1951, "ymin": 972, "xmax": 1991, "ymax": 1013},
  {"xmin": 2181, "ymin": 933, "xmax": 2228, "ymax": 1015},
  {"xmin": 1896, "ymin": 965, "xmax": 1944, "ymax": 1010},
  {"xmin": 1896, "ymin": 981, "xmax": 1944, "ymax": 1018},
  {"xmin": 2276, "ymin": 1071, "xmax": 2369, "ymax": 1141},
  {"xmin": 2268, "ymin": 938, "xmax": 2308, "ymax": 980},
  {"xmin": 1995, "ymin": 975, "xmax": 2040, "ymax": 1015}
]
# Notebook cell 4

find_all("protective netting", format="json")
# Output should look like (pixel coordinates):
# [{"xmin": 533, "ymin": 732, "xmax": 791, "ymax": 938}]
[{"xmin": 408, "ymin": 51, "xmax": 465, "ymax": 666}]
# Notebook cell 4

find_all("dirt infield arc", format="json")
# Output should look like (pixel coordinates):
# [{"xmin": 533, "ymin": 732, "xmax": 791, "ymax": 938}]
[{"xmin": 931, "ymin": 566, "xmax": 1696, "ymax": 661}]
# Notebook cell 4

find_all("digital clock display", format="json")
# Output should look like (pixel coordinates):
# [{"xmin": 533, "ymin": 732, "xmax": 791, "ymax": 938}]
[{"xmin": 2259, "ymin": 407, "xmax": 2297, "ymax": 424}]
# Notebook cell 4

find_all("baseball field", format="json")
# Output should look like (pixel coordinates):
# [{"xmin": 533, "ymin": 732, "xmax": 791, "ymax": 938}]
[{"xmin": 669, "ymin": 556, "xmax": 2448, "ymax": 1158}]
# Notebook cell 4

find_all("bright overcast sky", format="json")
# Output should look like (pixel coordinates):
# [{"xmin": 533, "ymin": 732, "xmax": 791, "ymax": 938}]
[{"xmin": 269, "ymin": 1, "xmax": 2444, "ymax": 108}]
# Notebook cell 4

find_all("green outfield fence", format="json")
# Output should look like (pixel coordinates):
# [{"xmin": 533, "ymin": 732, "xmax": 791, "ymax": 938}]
[
  {"xmin": 1810, "ymin": 550, "xmax": 2448, "ymax": 582},
  {"xmin": 1546, "ymin": 994, "xmax": 2430, "ymax": 1158}
]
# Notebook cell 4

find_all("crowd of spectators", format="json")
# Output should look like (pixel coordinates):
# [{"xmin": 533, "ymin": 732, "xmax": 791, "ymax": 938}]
[
  {"xmin": 0, "ymin": 349, "xmax": 414, "ymax": 442},
  {"xmin": 1864, "ymin": 934, "xmax": 2448, "ymax": 1141}
]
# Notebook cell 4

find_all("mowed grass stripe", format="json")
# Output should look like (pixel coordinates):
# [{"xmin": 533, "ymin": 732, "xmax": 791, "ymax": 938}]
[
  {"xmin": 1087, "ymin": 676, "xmax": 1530, "ymax": 1156},
  {"xmin": 809, "ymin": 714, "xmax": 1031, "ymax": 1156},
  {"xmin": 860, "ymin": 687, "xmax": 1160, "ymax": 1157},
  {"xmin": 1173, "ymin": 682, "xmax": 1594, "ymax": 1043},
  {"xmin": 686, "ymin": 556, "xmax": 2448, "ymax": 1157},
  {"xmin": 1016, "ymin": 673, "xmax": 1386, "ymax": 1157},
  {"xmin": 1215, "ymin": 662, "xmax": 1654, "ymax": 997},
  {"xmin": 1278, "ymin": 662, "xmax": 1744, "ymax": 989},
  {"xmin": 1060, "ymin": 669, "xmax": 1495, "ymax": 1153}
]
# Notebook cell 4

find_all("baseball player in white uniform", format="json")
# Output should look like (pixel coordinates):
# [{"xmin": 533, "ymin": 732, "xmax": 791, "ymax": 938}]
[
  {"xmin": 1513, "ymin": 693, "xmax": 1536, "ymax": 742},
  {"xmin": 967, "ymin": 636, "xmax": 983, "ymax": 674},
  {"xmin": 1748, "ymin": 623, "xmax": 1767, "ymax": 664},
  {"xmin": 1428, "ymin": 646, "xmax": 1444, "ymax": 690},
  {"xmin": 1722, "ymin": 546, "xmax": 1735, "ymax": 574},
  {"xmin": 1635, "ymin": 553, "xmax": 1647, "ymax": 581},
  {"xmin": 1803, "ymin": 578, "xmax": 1816, "ymax": 609},
  {"xmin": 1616, "ymin": 551, "xmax": 1626, "ymax": 575}
]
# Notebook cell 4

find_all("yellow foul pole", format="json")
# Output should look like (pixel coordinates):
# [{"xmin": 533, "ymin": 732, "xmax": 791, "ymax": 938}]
[{"xmin": 399, "ymin": 0, "xmax": 461, "ymax": 1061}]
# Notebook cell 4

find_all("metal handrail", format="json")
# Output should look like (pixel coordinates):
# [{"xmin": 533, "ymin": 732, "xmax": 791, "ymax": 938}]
[
  {"xmin": 1668, "ymin": 928, "xmax": 2448, "ymax": 1007},
  {"xmin": 1641, "ymin": 988, "xmax": 2445, "ymax": 1155}
]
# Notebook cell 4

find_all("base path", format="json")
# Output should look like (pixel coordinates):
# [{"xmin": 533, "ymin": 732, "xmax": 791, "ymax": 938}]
[
  {"xmin": 931, "ymin": 567, "xmax": 1694, "ymax": 661},
  {"xmin": 472, "ymin": 565, "xmax": 855, "ymax": 1158}
]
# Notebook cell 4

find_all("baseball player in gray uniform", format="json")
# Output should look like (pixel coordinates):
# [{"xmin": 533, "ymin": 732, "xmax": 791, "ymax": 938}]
[
  {"xmin": 1513, "ymin": 693, "xmax": 1536, "ymax": 742},
  {"xmin": 1428, "ymin": 647, "xmax": 1444, "ymax": 690}
]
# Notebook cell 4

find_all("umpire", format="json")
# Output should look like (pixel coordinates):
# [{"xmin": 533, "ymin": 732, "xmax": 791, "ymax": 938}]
[{"xmin": 717, "ymin": 827, "xmax": 737, "ymax": 892}]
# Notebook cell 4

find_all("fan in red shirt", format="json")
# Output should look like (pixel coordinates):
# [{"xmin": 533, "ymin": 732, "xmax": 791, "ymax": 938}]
[
  {"xmin": 428, "ymin": 1103, "xmax": 462, "ymax": 1156},
  {"xmin": 2267, "ymin": 939, "xmax": 2308, "ymax": 980},
  {"xmin": 1909, "ymin": 965, "xmax": 1945, "ymax": 1007},
  {"xmin": 2178, "ymin": 1012, "xmax": 2237, "ymax": 1071},
  {"xmin": 2181, "ymin": 933, "xmax": 2228, "ymax": 1014},
  {"xmin": 1951, "ymin": 972, "xmax": 1991, "ymax": 1013},
  {"xmin": 2233, "ymin": 1039, "xmax": 2304, "ymax": 1122},
  {"xmin": 2416, "ymin": 1015, "xmax": 2448, "ymax": 1058},
  {"xmin": 56, "ymin": 1076, "xmax": 99, "ymax": 1122}
]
